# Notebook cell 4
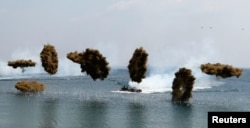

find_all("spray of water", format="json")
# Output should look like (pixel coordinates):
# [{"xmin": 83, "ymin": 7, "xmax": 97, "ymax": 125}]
[
  {"xmin": 128, "ymin": 39, "xmax": 224, "ymax": 93},
  {"xmin": 128, "ymin": 64, "xmax": 224, "ymax": 94},
  {"xmin": 1, "ymin": 38, "xmax": 225, "ymax": 94}
]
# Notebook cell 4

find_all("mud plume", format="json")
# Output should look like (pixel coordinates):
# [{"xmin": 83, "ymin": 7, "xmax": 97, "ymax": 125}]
[
  {"xmin": 15, "ymin": 80, "xmax": 46, "ymax": 92},
  {"xmin": 66, "ymin": 51, "xmax": 83, "ymax": 64},
  {"xmin": 200, "ymin": 63, "xmax": 243, "ymax": 78},
  {"xmin": 80, "ymin": 48, "xmax": 110, "ymax": 80},
  {"xmin": 172, "ymin": 68, "xmax": 196, "ymax": 103},
  {"xmin": 40, "ymin": 44, "xmax": 58, "ymax": 75},
  {"xmin": 67, "ymin": 49, "xmax": 110, "ymax": 80},
  {"xmin": 8, "ymin": 59, "xmax": 36, "ymax": 72},
  {"xmin": 128, "ymin": 47, "xmax": 148, "ymax": 83}
]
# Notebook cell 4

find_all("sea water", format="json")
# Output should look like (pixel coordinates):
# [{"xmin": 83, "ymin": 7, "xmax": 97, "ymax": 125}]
[{"xmin": 0, "ymin": 68, "xmax": 250, "ymax": 128}]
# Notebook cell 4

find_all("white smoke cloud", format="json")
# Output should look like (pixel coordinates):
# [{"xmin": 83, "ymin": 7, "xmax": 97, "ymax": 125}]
[
  {"xmin": 1, "ymin": 0, "xmax": 250, "ymax": 68},
  {"xmin": 0, "ymin": 48, "xmax": 84, "ymax": 78},
  {"xmin": 128, "ymin": 38, "xmax": 224, "ymax": 93}
]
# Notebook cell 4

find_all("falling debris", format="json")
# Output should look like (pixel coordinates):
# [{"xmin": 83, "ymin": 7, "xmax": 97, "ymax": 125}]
[
  {"xmin": 8, "ymin": 59, "xmax": 36, "ymax": 68},
  {"xmin": 67, "ymin": 48, "xmax": 110, "ymax": 80},
  {"xmin": 67, "ymin": 51, "xmax": 83, "ymax": 64},
  {"xmin": 172, "ymin": 68, "xmax": 196, "ymax": 103},
  {"xmin": 200, "ymin": 63, "xmax": 243, "ymax": 78},
  {"xmin": 80, "ymin": 48, "xmax": 110, "ymax": 80},
  {"xmin": 40, "ymin": 44, "xmax": 58, "ymax": 75},
  {"xmin": 128, "ymin": 47, "xmax": 148, "ymax": 83},
  {"xmin": 15, "ymin": 80, "xmax": 46, "ymax": 92},
  {"xmin": 8, "ymin": 59, "xmax": 36, "ymax": 72}
]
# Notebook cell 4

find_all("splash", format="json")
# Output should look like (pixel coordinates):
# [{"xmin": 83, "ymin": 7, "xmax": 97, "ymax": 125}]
[
  {"xmin": 128, "ymin": 67, "xmax": 223, "ymax": 94},
  {"xmin": 128, "ymin": 74, "xmax": 172, "ymax": 93},
  {"xmin": 128, "ymin": 53, "xmax": 224, "ymax": 94},
  {"xmin": 127, "ymin": 39, "xmax": 224, "ymax": 94}
]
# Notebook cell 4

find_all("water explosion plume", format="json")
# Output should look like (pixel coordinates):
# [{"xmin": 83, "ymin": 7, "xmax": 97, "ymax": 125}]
[
  {"xmin": 15, "ymin": 80, "xmax": 46, "ymax": 92},
  {"xmin": 128, "ymin": 47, "xmax": 148, "ymax": 83},
  {"xmin": 8, "ymin": 59, "xmax": 36, "ymax": 72},
  {"xmin": 200, "ymin": 63, "xmax": 243, "ymax": 78},
  {"xmin": 172, "ymin": 68, "xmax": 195, "ymax": 103},
  {"xmin": 67, "ymin": 48, "xmax": 110, "ymax": 81},
  {"xmin": 40, "ymin": 44, "xmax": 58, "ymax": 75}
]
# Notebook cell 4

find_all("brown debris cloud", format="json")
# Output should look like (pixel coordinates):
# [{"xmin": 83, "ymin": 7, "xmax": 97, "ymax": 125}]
[
  {"xmin": 67, "ymin": 48, "xmax": 110, "ymax": 81},
  {"xmin": 67, "ymin": 51, "xmax": 83, "ymax": 64},
  {"xmin": 172, "ymin": 68, "xmax": 196, "ymax": 103},
  {"xmin": 80, "ymin": 48, "xmax": 110, "ymax": 81},
  {"xmin": 8, "ymin": 59, "xmax": 36, "ymax": 69},
  {"xmin": 40, "ymin": 44, "xmax": 58, "ymax": 75},
  {"xmin": 128, "ymin": 47, "xmax": 148, "ymax": 83},
  {"xmin": 200, "ymin": 63, "xmax": 243, "ymax": 78},
  {"xmin": 15, "ymin": 80, "xmax": 46, "ymax": 92}
]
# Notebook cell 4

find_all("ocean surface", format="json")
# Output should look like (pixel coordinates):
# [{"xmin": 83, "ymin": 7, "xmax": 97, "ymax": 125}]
[{"xmin": 0, "ymin": 68, "xmax": 250, "ymax": 128}]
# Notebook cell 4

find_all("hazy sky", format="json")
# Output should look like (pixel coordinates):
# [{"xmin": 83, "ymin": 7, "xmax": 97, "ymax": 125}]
[{"xmin": 0, "ymin": 0, "xmax": 250, "ymax": 68}]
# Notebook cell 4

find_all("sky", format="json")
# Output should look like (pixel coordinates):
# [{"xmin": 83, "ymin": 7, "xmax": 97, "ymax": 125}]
[{"xmin": 0, "ymin": 0, "xmax": 250, "ymax": 68}]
